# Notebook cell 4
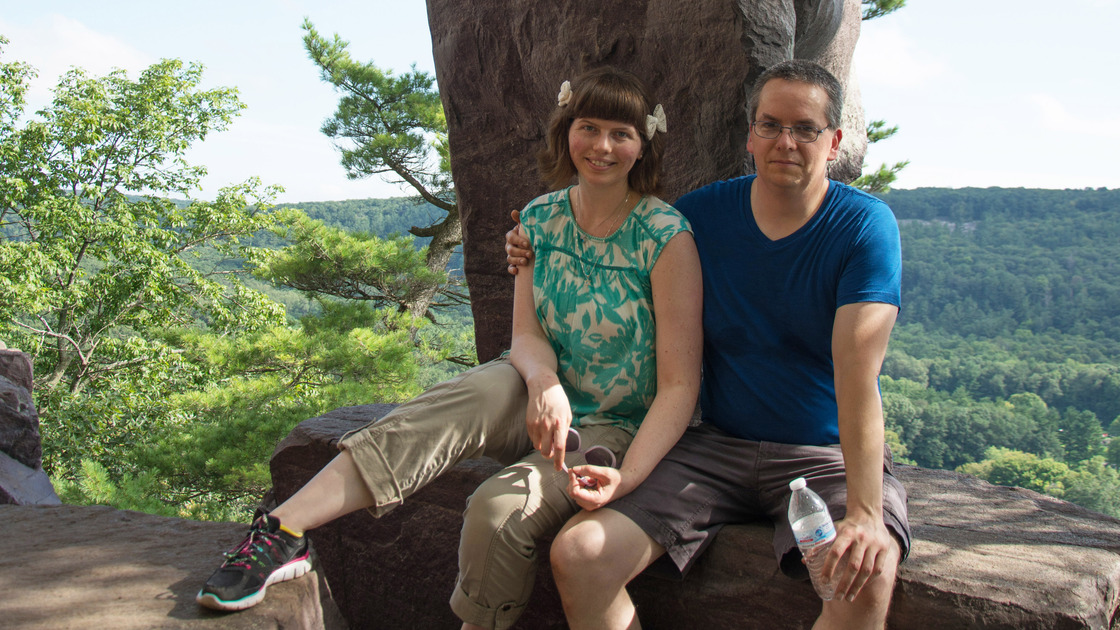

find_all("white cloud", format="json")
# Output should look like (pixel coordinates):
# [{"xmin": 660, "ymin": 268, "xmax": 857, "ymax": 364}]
[
  {"xmin": 2, "ymin": 14, "xmax": 151, "ymax": 110},
  {"xmin": 1030, "ymin": 93, "xmax": 1120, "ymax": 140},
  {"xmin": 854, "ymin": 25, "xmax": 948, "ymax": 89}
]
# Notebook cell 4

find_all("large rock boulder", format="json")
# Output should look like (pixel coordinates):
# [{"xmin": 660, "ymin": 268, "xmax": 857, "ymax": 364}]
[
  {"xmin": 0, "ymin": 504, "xmax": 347, "ymax": 629},
  {"xmin": 425, "ymin": 0, "xmax": 866, "ymax": 361},
  {"xmin": 270, "ymin": 407, "xmax": 1120, "ymax": 629},
  {"xmin": 0, "ymin": 349, "xmax": 59, "ymax": 505}
]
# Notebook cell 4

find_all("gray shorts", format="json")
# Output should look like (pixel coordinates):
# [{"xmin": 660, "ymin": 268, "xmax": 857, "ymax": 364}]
[{"xmin": 607, "ymin": 422, "xmax": 911, "ymax": 580}]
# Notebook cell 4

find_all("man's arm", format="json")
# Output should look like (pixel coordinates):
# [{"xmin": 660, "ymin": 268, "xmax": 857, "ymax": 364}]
[{"xmin": 825, "ymin": 300, "xmax": 899, "ymax": 602}]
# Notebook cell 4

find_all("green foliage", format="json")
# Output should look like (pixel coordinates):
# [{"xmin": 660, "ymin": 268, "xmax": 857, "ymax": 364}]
[
  {"xmin": 957, "ymin": 447, "xmax": 1071, "ymax": 495},
  {"xmin": 122, "ymin": 306, "xmax": 426, "ymax": 519},
  {"xmin": 854, "ymin": 120, "xmax": 909, "ymax": 194},
  {"xmin": 301, "ymin": 19, "xmax": 463, "ymax": 320},
  {"xmin": 0, "ymin": 50, "xmax": 286, "ymax": 394},
  {"xmin": 302, "ymin": 20, "xmax": 451, "ymax": 206},
  {"xmin": 958, "ymin": 449, "xmax": 1120, "ymax": 518},
  {"xmin": 1062, "ymin": 457, "xmax": 1120, "ymax": 517},
  {"xmin": 0, "ymin": 42, "xmax": 472, "ymax": 522},
  {"xmin": 249, "ymin": 208, "xmax": 447, "ymax": 315},
  {"xmin": 875, "ymin": 186, "xmax": 1120, "ymax": 515},
  {"xmin": 884, "ymin": 187, "xmax": 1120, "ymax": 347},
  {"xmin": 862, "ymin": 0, "xmax": 906, "ymax": 20},
  {"xmin": 1060, "ymin": 408, "xmax": 1105, "ymax": 464}
]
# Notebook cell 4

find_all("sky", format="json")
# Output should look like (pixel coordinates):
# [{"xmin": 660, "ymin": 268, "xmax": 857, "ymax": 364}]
[{"xmin": 2, "ymin": 0, "xmax": 1118, "ymax": 202}]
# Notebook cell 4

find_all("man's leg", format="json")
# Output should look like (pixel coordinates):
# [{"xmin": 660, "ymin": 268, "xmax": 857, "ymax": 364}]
[
  {"xmin": 814, "ymin": 536, "xmax": 900, "ymax": 630},
  {"xmin": 760, "ymin": 442, "xmax": 910, "ymax": 630},
  {"xmin": 550, "ymin": 508, "xmax": 666, "ymax": 630}
]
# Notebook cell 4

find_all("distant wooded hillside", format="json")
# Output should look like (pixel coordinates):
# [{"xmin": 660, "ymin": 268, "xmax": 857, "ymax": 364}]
[{"xmin": 869, "ymin": 188, "xmax": 1120, "ymax": 512}]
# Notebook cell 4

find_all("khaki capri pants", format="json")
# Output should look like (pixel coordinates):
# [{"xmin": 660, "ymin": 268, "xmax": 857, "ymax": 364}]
[{"xmin": 338, "ymin": 357, "xmax": 632, "ymax": 630}]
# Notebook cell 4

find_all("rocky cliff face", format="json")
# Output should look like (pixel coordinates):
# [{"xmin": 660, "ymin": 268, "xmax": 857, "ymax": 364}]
[
  {"xmin": 425, "ymin": 0, "xmax": 867, "ymax": 361},
  {"xmin": 0, "ymin": 349, "xmax": 60, "ymax": 506}
]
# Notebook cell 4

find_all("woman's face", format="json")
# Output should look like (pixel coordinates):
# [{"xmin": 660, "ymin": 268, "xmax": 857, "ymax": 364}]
[{"xmin": 567, "ymin": 117, "xmax": 643, "ymax": 189}]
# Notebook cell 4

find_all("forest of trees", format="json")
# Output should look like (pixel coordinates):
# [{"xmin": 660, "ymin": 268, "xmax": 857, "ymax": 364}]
[{"xmin": 874, "ymin": 186, "xmax": 1120, "ymax": 516}]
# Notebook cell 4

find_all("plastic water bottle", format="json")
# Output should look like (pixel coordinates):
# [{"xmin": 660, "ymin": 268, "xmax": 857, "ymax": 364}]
[{"xmin": 788, "ymin": 477, "xmax": 838, "ymax": 601}]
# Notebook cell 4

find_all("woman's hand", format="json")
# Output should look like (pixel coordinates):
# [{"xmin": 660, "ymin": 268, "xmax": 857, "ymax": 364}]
[
  {"xmin": 567, "ymin": 464, "xmax": 627, "ymax": 510},
  {"xmin": 525, "ymin": 381, "xmax": 572, "ymax": 471},
  {"xmin": 505, "ymin": 210, "xmax": 533, "ymax": 275}
]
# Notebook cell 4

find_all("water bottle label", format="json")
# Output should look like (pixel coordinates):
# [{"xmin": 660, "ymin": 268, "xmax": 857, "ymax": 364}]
[{"xmin": 792, "ymin": 513, "xmax": 836, "ymax": 549}]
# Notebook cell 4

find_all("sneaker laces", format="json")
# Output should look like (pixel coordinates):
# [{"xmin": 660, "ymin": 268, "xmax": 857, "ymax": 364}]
[{"xmin": 222, "ymin": 523, "xmax": 279, "ymax": 570}]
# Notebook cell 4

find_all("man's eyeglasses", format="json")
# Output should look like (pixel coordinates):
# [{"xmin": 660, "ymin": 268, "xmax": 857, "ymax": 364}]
[{"xmin": 752, "ymin": 121, "xmax": 828, "ymax": 144}]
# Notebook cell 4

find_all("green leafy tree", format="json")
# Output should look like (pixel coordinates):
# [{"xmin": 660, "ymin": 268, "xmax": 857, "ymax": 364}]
[
  {"xmin": 958, "ymin": 447, "xmax": 1071, "ymax": 496},
  {"xmin": 98, "ymin": 303, "xmax": 425, "ymax": 519},
  {"xmin": 959, "ymin": 449, "xmax": 1120, "ymax": 518},
  {"xmin": 1061, "ymin": 408, "xmax": 1104, "ymax": 464},
  {"xmin": 0, "ymin": 51, "xmax": 286, "ymax": 395},
  {"xmin": 248, "ymin": 208, "xmax": 476, "ymax": 366},
  {"xmin": 301, "ymin": 19, "xmax": 463, "ymax": 322},
  {"xmin": 1063, "ymin": 457, "xmax": 1120, "ymax": 518}
]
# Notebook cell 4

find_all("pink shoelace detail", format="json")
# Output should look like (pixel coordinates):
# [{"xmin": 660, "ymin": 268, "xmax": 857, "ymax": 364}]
[{"xmin": 223, "ymin": 528, "xmax": 277, "ymax": 570}]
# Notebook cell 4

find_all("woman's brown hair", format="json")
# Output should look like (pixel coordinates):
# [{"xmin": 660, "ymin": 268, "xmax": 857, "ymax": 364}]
[{"xmin": 537, "ymin": 66, "xmax": 664, "ymax": 196}]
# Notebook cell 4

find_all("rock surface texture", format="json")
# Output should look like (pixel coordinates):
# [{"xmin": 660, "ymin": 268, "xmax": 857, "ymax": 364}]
[
  {"xmin": 0, "ymin": 504, "xmax": 348, "ymax": 630},
  {"xmin": 425, "ymin": 0, "xmax": 866, "ymax": 361},
  {"xmin": 0, "ymin": 349, "xmax": 60, "ymax": 505},
  {"xmin": 269, "ymin": 407, "xmax": 1120, "ymax": 629}
]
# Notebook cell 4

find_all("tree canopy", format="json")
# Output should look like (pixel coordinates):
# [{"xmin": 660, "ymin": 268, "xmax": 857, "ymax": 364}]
[
  {"xmin": 0, "ymin": 49, "xmax": 285, "ymax": 395},
  {"xmin": 301, "ymin": 19, "xmax": 463, "ymax": 321}
]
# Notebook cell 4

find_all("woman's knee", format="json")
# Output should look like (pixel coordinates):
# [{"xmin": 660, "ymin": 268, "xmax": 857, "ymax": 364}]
[{"xmin": 550, "ymin": 517, "xmax": 619, "ymax": 589}]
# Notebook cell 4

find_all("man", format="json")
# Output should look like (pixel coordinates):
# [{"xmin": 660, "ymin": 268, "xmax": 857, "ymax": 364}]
[{"xmin": 506, "ymin": 59, "xmax": 908, "ymax": 629}]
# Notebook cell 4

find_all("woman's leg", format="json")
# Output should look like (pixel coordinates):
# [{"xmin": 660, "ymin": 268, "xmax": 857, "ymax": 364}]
[
  {"xmin": 278, "ymin": 358, "xmax": 532, "ymax": 529},
  {"xmin": 270, "ymin": 448, "xmax": 375, "ymax": 533},
  {"xmin": 450, "ymin": 424, "xmax": 632, "ymax": 630},
  {"xmin": 199, "ymin": 359, "xmax": 532, "ymax": 612}
]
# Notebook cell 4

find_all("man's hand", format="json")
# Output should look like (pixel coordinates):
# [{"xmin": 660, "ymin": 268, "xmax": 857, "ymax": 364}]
[
  {"xmin": 819, "ymin": 512, "xmax": 899, "ymax": 602},
  {"xmin": 505, "ymin": 209, "xmax": 533, "ymax": 275}
]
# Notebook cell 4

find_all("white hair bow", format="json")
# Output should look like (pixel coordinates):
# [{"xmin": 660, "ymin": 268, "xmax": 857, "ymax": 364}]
[
  {"xmin": 645, "ymin": 103, "xmax": 667, "ymax": 140},
  {"xmin": 557, "ymin": 81, "xmax": 572, "ymax": 107}
]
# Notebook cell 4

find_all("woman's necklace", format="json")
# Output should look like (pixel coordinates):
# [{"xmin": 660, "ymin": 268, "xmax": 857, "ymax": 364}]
[
  {"xmin": 576, "ymin": 185, "xmax": 631, "ymax": 238},
  {"xmin": 573, "ymin": 185, "xmax": 632, "ymax": 283}
]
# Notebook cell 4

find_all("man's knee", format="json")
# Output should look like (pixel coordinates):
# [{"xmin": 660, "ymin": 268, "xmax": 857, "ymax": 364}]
[{"xmin": 819, "ymin": 543, "xmax": 900, "ymax": 629}]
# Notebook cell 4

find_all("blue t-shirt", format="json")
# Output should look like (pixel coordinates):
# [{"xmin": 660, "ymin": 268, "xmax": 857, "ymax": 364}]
[{"xmin": 676, "ymin": 175, "xmax": 901, "ymax": 445}]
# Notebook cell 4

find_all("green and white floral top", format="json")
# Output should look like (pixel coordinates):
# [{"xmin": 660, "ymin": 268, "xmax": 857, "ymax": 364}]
[{"xmin": 519, "ymin": 187, "xmax": 692, "ymax": 434}]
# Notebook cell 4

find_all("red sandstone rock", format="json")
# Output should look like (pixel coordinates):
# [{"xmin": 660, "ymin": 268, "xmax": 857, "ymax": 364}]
[{"xmin": 0, "ymin": 504, "xmax": 347, "ymax": 629}]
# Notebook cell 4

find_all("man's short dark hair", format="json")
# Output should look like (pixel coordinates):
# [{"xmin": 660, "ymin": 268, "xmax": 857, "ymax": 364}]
[{"xmin": 747, "ymin": 60, "xmax": 844, "ymax": 130}]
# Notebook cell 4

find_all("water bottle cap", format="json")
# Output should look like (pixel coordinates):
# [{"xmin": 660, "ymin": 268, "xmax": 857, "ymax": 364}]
[{"xmin": 789, "ymin": 477, "xmax": 807, "ymax": 491}]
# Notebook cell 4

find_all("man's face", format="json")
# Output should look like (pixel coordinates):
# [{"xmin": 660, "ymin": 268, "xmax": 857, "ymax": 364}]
[{"xmin": 746, "ymin": 79, "xmax": 841, "ymax": 191}]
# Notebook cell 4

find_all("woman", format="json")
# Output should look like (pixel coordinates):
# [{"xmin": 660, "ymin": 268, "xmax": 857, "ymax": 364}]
[{"xmin": 197, "ymin": 66, "xmax": 701, "ymax": 630}]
